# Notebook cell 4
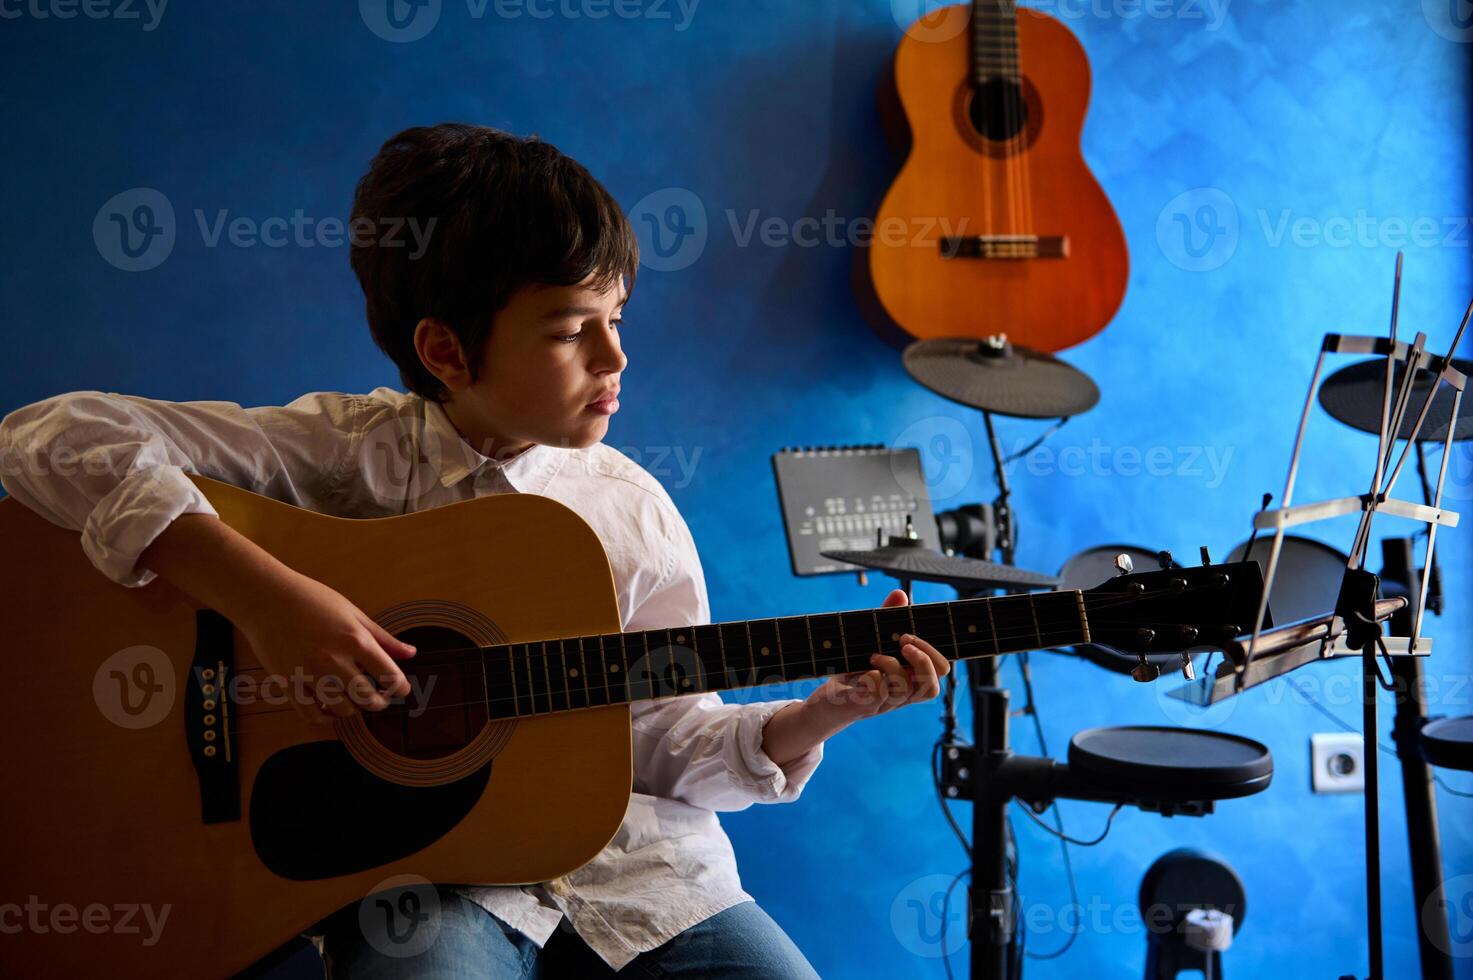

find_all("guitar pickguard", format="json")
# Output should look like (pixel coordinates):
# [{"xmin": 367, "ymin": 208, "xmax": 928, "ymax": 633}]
[{"xmin": 249, "ymin": 741, "xmax": 492, "ymax": 881}]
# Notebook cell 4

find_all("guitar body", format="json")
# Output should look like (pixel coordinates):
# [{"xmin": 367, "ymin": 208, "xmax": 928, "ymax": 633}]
[
  {"xmin": 871, "ymin": 5, "xmax": 1129, "ymax": 351},
  {"xmin": 0, "ymin": 475, "xmax": 632, "ymax": 978}
]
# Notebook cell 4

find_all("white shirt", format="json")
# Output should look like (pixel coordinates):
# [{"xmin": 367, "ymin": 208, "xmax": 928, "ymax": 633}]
[{"xmin": 0, "ymin": 386, "xmax": 824, "ymax": 970}]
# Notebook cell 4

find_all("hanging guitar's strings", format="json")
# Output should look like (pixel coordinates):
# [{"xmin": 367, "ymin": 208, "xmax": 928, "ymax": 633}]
[
  {"xmin": 998, "ymin": 0, "xmax": 1019, "ymax": 238},
  {"xmin": 976, "ymin": 0, "xmax": 993, "ymax": 240},
  {"xmin": 1011, "ymin": 0, "xmax": 1035, "ymax": 241}
]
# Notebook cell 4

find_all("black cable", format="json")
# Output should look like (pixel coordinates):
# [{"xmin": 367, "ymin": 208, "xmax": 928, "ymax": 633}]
[
  {"xmin": 1010, "ymin": 653, "xmax": 1085, "ymax": 961},
  {"xmin": 1008, "ymin": 817, "xmax": 1024, "ymax": 979},
  {"xmin": 1244, "ymin": 492, "xmax": 1274, "ymax": 557},
  {"xmin": 1000, "ymin": 416, "xmax": 1071, "ymax": 466},
  {"xmin": 1372, "ymin": 634, "xmax": 1398, "ymax": 692},
  {"xmin": 1286, "ymin": 676, "xmax": 1397, "ymax": 755},
  {"xmin": 1018, "ymin": 801, "xmax": 1125, "ymax": 846},
  {"xmin": 939, "ymin": 867, "xmax": 969, "ymax": 980},
  {"xmin": 1435, "ymin": 775, "xmax": 1473, "ymax": 798}
]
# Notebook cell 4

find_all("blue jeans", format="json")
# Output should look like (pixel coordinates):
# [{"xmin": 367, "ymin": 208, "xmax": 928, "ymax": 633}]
[{"xmin": 320, "ymin": 889, "xmax": 820, "ymax": 979}]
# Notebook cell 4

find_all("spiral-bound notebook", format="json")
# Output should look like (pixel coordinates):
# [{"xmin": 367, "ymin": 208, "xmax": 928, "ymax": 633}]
[{"xmin": 771, "ymin": 444, "xmax": 941, "ymax": 577}]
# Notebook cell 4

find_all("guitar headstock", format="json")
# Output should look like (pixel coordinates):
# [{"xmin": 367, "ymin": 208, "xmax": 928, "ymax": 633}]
[{"xmin": 1081, "ymin": 561, "xmax": 1268, "ymax": 653}]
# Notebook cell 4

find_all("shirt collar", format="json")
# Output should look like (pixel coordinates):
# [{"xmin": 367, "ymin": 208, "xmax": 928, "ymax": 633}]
[{"xmin": 420, "ymin": 395, "xmax": 566, "ymax": 494}]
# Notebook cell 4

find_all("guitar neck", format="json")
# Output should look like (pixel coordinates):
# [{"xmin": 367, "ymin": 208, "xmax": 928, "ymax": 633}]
[
  {"xmin": 478, "ymin": 590, "xmax": 1089, "ymax": 719},
  {"xmin": 972, "ymin": 0, "xmax": 1021, "ymax": 84}
]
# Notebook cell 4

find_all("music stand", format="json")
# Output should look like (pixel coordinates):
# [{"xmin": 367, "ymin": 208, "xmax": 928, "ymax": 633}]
[{"xmin": 1206, "ymin": 254, "xmax": 1468, "ymax": 980}]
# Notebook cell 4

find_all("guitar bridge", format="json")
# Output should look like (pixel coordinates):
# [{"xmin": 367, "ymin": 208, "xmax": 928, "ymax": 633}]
[
  {"xmin": 940, "ymin": 235, "xmax": 1069, "ymax": 259},
  {"xmin": 187, "ymin": 609, "xmax": 241, "ymax": 823}
]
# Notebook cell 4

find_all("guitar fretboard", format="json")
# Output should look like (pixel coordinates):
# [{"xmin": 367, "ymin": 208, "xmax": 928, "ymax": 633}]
[{"xmin": 474, "ymin": 590, "xmax": 1087, "ymax": 720}]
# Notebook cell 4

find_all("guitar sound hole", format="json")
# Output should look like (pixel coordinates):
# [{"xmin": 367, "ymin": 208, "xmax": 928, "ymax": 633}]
[
  {"xmin": 361, "ymin": 624, "xmax": 489, "ymax": 760},
  {"xmin": 969, "ymin": 78, "xmax": 1028, "ymax": 142}
]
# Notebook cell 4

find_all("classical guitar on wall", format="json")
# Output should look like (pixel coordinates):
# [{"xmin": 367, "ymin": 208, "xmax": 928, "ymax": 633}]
[
  {"xmin": 0, "ymin": 475, "xmax": 1263, "ymax": 977},
  {"xmin": 871, "ymin": 0, "xmax": 1129, "ymax": 351}
]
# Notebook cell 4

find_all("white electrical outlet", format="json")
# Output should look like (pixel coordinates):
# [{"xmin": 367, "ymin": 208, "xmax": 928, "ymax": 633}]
[{"xmin": 1311, "ymin": 733, "xmax": 1364, "ymax": 793}]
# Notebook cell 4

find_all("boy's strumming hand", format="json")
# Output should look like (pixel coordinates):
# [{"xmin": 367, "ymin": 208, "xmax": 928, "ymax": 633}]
[
  {"xmin": 139, "ymin": 513, "xmax": 417, "ymax": 728},
  {"xmin": 234, "ymin": 568, "xmax": 419, "ymax": 727}
]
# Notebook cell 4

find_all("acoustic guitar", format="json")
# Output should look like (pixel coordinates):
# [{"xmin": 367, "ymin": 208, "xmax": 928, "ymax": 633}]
[
  {"xmin": 871, "ymin": 1, "xmax": 1129, "ymax": 350},
  {"xmin": 0, "ymin": 475, "xmax": 1262, "ymax": 977}
]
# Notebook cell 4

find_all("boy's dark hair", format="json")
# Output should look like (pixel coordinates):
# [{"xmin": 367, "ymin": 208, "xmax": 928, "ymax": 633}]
[{"xmin": 350, "ymin": 123, "xmax": 639, "ymax": 401}]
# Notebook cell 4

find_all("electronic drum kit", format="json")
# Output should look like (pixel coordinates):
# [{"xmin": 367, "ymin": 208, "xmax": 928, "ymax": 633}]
[{"xmin": 814, "ymin": 331, "xmax": 1471, "ymax": 979}]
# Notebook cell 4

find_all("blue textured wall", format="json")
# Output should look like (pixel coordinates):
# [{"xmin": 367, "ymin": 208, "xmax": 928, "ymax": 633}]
[{"xmin": 2, "ymin": 1, "xmax": 1470, "ymax": 977}]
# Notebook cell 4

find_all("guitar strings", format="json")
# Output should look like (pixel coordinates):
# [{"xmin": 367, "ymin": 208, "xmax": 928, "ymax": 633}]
[
  {"xmin": 227, "ymin": 620, "xmax": 1209, "ymax": 723},
  {"xmin": 223, "ymin": 580, "xmax": 1222, "ymax": 677},
  {"xmin": 224, "ymin": 583, "xmax": 1234, "ymax": 721},
  {"xmin": 223, "ymin": 580, "xmax": 1216, "ymax": 679}
]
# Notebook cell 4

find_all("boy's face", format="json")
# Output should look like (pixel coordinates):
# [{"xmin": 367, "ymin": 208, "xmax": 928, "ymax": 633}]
[{"xmin": 420, "ymin": 273, "xmax": 627, "ymax": 460}]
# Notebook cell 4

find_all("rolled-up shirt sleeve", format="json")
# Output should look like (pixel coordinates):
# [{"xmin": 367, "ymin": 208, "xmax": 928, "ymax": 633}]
[
  {"xmin": 625, "ymin": 494, "xmax": 824, "ymax": 812},
  {"xmin": 0, "ymin": 390, "xmax": 357, "ymax": 588}
]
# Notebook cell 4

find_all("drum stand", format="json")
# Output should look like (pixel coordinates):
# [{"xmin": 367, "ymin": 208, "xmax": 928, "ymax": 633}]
[{"xmin": 917, "ymin": 412, "xmax": 1271, "ymax": 980}]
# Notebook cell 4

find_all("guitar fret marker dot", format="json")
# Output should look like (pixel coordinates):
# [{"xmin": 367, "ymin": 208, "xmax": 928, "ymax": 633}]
[
  {"xmin": 570, "ymin": 668, "xmax": 579, "ymax": 678},
  {"xmin": 968, "ymin": 625, "xmax": 977, "ymax": 633},
  {"xmin": 761, "ymin": 646, "xmax": 771, "ymax": 656},
  {"xmin": 822, "ymin": 640, "xmax": 832, "ymax": 649}
]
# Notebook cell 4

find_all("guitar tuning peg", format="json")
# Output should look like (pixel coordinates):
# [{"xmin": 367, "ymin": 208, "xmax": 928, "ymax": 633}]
[
  {"xmin": 1131, "ymin": 654, "xmax": 1161, "ymax": 683},
  {"xmin": 1156, "ymin": 550, "xmax": 1177, "ymax": 570},
  {"xmin": 1179, "ymin": 650, "xmax": 1195, "ymax": 681},
  {"xmin": 1114, "ymin": 553, "xmax": 1134, "ymax": 576},
  {"xmin": 1200, "ymin": 546, "xmax": 1212, "ymax": 566}
]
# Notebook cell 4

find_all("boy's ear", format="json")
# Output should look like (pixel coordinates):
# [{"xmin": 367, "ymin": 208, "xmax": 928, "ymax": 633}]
[{"xmin": 413, "ymin": 317, "xmax": 471, "ymax": 393}]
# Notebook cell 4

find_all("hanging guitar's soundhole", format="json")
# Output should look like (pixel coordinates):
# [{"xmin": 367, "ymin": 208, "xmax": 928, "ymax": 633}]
[
  {"xmin": 954, "ymin": 76, "xmax": 1044, "ymax": 158},
  {"xmin": 361, "ymin": 624, "xmax": 489, "ymax": 760}
]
